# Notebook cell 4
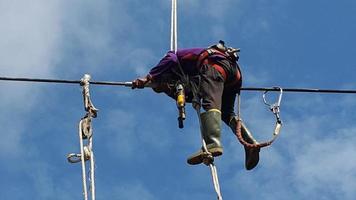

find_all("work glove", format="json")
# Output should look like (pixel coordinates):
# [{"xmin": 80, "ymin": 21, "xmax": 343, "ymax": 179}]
[{"xmin": 132, "ymin": 75, "xmax": 150, "ymax": 89}]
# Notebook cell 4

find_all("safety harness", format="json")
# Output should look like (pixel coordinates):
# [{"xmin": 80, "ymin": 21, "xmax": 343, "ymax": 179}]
[{"xmin": 197, "ymin": 41, "xmax": 241, "ymax": 85}]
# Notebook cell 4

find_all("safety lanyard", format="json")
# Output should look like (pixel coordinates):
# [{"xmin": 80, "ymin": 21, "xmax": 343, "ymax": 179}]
[{"xmin": 236, "ymin": 87, "xmax": 283, "ymax": 149}]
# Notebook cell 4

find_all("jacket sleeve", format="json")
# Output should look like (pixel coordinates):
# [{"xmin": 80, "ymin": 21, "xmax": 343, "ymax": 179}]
[{"xmin": 148, "ymin": 51, "xmax": 178, "ymax": 80}]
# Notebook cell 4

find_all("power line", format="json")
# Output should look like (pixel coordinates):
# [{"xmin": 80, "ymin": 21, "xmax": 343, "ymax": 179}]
[
  {"xmin": 242, "ymin": 87, "xmax": 356, "ymax": 94},
  {"xmin": 1, "ymin": 76, "xmax": 356, "ymax": 94},
  {"xmin": 0, "ymin": 76, "xmax": 132, "ymax": 87}
]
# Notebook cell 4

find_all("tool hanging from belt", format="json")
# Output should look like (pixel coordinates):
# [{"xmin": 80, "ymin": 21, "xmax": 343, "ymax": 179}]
[
  {"xmin": 67, "ymin": 74, "xmax": 99, "ymax": 200},
  {"xmin": 235, "ymin": 87, "xmax": 283, "ymax": 148},
  {"xmin": 176, "ymin": 83, "xmax": 186, "ymax": 128}
]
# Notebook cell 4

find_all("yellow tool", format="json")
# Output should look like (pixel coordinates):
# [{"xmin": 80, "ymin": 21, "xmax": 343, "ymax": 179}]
[{"xmin": 176, "ymin": 84, "xmax": 186, "ymax": 128}]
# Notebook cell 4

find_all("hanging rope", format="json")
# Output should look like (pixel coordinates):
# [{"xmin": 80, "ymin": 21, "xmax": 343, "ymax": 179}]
[
  {"xmin": 235, "ymin": 87, "xmax": 283, "ymax": 149},
  {"xmin": 193, "ymin": 102, "xmax": 223, "ymax": 200},
  {"xmin": 190, "ymin": 81, "xmax": 223, "ymax": 199},
  {"xmin": 171, "ymin": 0, "xmax": 178, "ymax": 52},
  {"xmin": 67, "ymin": 74, "xmax": 98, "ymax": 200}
]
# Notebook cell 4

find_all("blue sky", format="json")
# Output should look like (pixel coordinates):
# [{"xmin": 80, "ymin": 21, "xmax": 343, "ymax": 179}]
[{"xmin": 1, "ymin": 0, "xmax": 356, "ymax": 199}]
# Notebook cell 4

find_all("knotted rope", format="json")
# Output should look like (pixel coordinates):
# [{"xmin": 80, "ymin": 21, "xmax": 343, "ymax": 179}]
[{"xmin": 67, "ymin": 74, "xmax": 98, "ymax": 200}]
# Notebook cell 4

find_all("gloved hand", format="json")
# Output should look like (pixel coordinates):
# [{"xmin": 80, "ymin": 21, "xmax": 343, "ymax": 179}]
[{"xmin": 132, "ymin": 76, "xmax": 150, "ymax": 89}]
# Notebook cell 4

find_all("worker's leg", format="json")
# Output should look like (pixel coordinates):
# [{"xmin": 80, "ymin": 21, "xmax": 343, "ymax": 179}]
[
  {"xmin": 222, "ymin": 89, "xmax": 260, "ymax": 171},
  {"xmin": 187, "ymin": 64, "xmax": 225, "ymax": 165}
]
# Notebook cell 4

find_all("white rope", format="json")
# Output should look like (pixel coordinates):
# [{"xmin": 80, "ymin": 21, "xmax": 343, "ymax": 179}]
[
  {"xmin": 89, "ymin": 136, "xmax": 96, "ymax": 200},
  {"xmin": 195, "ymin": 105, "xmax": 224, "ymax": 200},
  {"xmin": 67, "ymin": 74, "xmax": 98, "ymax": 200},
  {"xmin": 171, "ymin": 0, "xmax": 178, "ymax": 52},
  {"xmin": 79, "ymin": 120, "xmax": 89, "ymax": 200},
  {"xmin": 210, "ymin": 164, "xmax": 223, "ymax": 200}
]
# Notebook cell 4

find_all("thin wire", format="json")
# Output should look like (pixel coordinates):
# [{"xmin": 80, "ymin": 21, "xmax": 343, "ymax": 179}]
[
  {"xmin": 0, "ymin": 76, "xmax": 132, "ymax": 86},
  {"xmin": 1, "ymin": 76, "xmax": 356, "ymax": 94},
  {"xmin": 242, "ymin": 87, "xmax": 356, "ymax": 94}
]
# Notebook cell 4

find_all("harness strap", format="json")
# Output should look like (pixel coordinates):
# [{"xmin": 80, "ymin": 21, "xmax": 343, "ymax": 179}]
[
  {"xmin": 200, "ymin": 59, "xmax": 227, "ymax": 80},
  {"xmin": 196, "ymin": 48, "xmax": 227, "ymax": 67},
  {"xmin": 197, "ymin": 48, "xmax": 241, "ymax": 87}
]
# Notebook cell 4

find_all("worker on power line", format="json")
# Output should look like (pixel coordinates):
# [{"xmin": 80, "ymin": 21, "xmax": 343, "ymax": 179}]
[{"xmin": 132, "ymin": 41, "xmax": 260, "ymax": 170}]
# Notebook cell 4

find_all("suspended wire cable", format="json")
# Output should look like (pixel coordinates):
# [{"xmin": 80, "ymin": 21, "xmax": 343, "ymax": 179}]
[
  {"xmin": 1, "ymin": 76, "xmax": 356, "ymax": 94},
  {"xmin": 0, "ymin": 76, "xmax": 132, "ymax": 86},
  {"xmin": 241, "ymin": 87, "xmax": 356, "ymax": 94}
]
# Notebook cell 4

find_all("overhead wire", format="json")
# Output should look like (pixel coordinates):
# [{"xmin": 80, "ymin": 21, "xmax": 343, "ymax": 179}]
[{"xmin": 1, "ymin": 76, "xmax": 356, "ymax": 94}]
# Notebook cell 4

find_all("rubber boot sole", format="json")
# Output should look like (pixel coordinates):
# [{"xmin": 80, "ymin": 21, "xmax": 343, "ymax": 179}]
[
  {"xmin": 187, "ymin": 147, "xmax": 223, "ymax": 165},
  {"xmin": 244, "ymin": 146, "xmax": 260, "ymax": 170}
]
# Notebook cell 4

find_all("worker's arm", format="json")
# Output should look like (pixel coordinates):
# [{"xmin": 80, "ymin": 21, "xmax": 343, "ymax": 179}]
[
  {"xmin": 132, "ymin": 51, "xmax": 178, "ymax": 89},
  {"xmin": 148, "ymin": 51, "xmax": 178, "ymax": 80}
]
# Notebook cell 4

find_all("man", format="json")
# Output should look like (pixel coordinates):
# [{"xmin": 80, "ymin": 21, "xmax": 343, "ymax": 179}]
[{"xmin": 132, "ymin": 41, "xmax": 260, "ymax": 170}]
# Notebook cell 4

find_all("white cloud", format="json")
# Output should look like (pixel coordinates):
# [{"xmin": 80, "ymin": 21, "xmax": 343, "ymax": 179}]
[
  {"xmin": 102, "ymin": 109, "xmax": 138, "ymax": 159},
  {"xmin": 0, "ymin": 0, "xmax": 61, "ymax": 76},
  {"xmin": 55, "ymin": 0, "xmax": 160, "ymax": 77},
  {"xmin": 0, "ymin": 0, "xmax": 64, "ymax": 155},
  {"xmin": 105, "ymin": 182, "xmax": 156, "ymax": 200},
  {"xmin": 125, "ymin": 48, "xmax": 157, "ymax": 76},
  {"xmin": 101, "ymin": 106, "xmax": 175, "ymax": 161},
  {"xmin": 222, "ymin": 93, "xmax": 356, "ymax": 199},
  {"xmin": 0, "ymin": 2, "xmax": 77, "ymax": 199},
  {"xmin": 293, "ymin": 127, "xmax": 356, "ymax": 199}
]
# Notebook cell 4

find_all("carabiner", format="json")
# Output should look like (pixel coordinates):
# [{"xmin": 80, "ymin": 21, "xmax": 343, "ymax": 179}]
[
  {"xmin": 67, "ymin": 146, "xmax": 91, "ymax": 163},
  {"xmin": 263, "ymin": 87, "xmax": 283, "ymax": 123}
]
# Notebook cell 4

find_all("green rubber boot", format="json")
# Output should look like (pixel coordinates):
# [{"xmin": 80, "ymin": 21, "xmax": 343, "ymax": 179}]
[
  {"xmin": 229, "ymin": 117, "xmax": 260, "ymax": 170},
  {"xmin": 187, "ymin": 110, "xmax": 223, "ymax": 165}
]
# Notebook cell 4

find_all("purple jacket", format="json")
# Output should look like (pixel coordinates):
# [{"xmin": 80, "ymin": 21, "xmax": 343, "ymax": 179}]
[{"xmin": 149, "ymin": 48, "xmax": 227, "ymax": 80}]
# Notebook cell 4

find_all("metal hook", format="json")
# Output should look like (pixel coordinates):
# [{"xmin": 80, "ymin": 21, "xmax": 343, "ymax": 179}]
[{"xmin": 263, "ymin": 87, "xmax": 283, "ymax": 123}]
